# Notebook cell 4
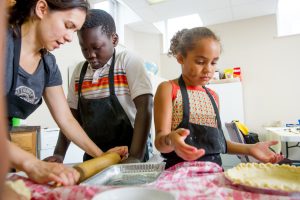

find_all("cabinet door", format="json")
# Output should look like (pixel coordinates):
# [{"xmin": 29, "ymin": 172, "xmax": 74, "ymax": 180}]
[{"xmin": 11, "ymin": 131, "xmax": 37, "ymax": 157}]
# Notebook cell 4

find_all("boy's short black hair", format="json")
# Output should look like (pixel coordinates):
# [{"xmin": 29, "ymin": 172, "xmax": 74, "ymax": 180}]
[{"xmin": 81, "ymin": 9, "xmax": 116, "ymax": 36}]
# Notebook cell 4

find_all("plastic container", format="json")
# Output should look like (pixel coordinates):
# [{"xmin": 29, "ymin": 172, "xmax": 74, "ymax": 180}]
[{"xmin": 12, "ymin": 117, "xmax": 21, "ymax": 127}]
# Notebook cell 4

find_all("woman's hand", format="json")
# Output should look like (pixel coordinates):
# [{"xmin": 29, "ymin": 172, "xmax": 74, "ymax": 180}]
[
  {"xmin": 106, "ymin": 146, "xmax": 128, "ymax": 160},
  {"xmin": 249, "ymin": 140, "xmax": 284, "ymax": 163},
  {"xmin": 171, "ymin": 128, "xmax": 205, "ymax": 161},
  {"xmin": 23, "ymin": 159, "xmax": 79, "ymax": 186}
]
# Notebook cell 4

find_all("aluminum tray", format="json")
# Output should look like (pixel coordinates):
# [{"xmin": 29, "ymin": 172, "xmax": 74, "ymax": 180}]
[{"xmin": 81, "ymin": 162, "xmax": 165, "ymax": 186}]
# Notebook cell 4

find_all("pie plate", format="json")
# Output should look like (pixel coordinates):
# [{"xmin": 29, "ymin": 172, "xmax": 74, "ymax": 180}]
[
  {"xmin": 92, "ymin": 187, "xmax": 175, "ymax": 200},
  {"xmin": 224, "ymin": 163, "xmax": 300, "ymax": 196},
  {"xmin": 81, "ymin": 163, "xmax": 165, "ymax": 186}
]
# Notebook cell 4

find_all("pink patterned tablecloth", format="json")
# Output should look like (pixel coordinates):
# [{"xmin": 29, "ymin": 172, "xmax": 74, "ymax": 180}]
[{"xmin": 8, "ymin": 161, "xmax": 300, "ymax": 200}]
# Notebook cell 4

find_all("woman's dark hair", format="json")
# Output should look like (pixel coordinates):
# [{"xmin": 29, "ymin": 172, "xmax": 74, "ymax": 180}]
[
  {"xmin": 80, "ymin": 9, "xmax": 116, "ymax": 37},
  {"xmin": 9, "ymin": 0, "xmax": 90, "ymax": 26},
  {"xmin": 168, "ymin": 27, "xmax": 221, "ymax": 57}
]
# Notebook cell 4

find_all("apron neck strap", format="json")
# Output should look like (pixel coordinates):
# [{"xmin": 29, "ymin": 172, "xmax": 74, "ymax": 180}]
[
  {"xmin": 178, "ymin": 75, "xmax": 222, "ymax": 129},
  {"xmin": 202, "ymin": 86, "xmax": 222, "ymax": 129},
  {"xmin": 178, "ymin": 75, "xmax": 190, "ymax": 128},
  {"xmin": 11, "ymin": 28, "xmax": 22, "ymax": 92},
  {"xmin": 78, "ymin": 49, "xmax": 116, "ymax": 98},
  {"xmin": 108, "ymin": 49, "xmax": 116, "ymax": 95},
  {"xmin": 11, "ymin": 28, "xmax": 49, "ymax": 92},
  {"xmin": 78, "ymin": 61, "xmax": 89, "ymax": 97}
]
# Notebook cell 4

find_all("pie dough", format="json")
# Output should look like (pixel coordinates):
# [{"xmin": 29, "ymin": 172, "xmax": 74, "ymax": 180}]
[
  {"xmin": 6, "ymin": 179, "xmax": 31, "ymax": 199},
  {"xmin": 225, "ymin": 163, "xmax": 300, "ymax": 192}
]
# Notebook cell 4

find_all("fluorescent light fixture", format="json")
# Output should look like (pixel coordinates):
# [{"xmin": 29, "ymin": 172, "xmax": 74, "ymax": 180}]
[
  {"xmin": 147, "ymin": 0, "xmax": 167, "ymax": 5},
  {"xmin": 277, "ymin": 0, "xmax": 300, "ymax": 36}
]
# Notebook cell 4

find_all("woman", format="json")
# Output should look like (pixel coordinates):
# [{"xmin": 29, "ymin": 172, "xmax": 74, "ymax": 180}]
[
  {"xmin": 1, "ymin": 1, "xmax": 10, "ymax": 198},
  {"xmin": 5, "ymin": 0, "xmax": 127, "ymax": 186}
]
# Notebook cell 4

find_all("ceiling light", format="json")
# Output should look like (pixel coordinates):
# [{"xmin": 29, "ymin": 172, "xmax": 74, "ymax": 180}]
[{"xmin": 146, "ymin": 0, "xmax": 167, "ymax": 5}]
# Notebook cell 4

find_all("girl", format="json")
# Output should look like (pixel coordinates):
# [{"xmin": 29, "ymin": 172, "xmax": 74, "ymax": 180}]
[
  {"xmin": 154, "ymin": 27, "xmax": 283, "ymax": 168},
  {"xmin": 5, "ymin": 0, "xmax": 126, "ymax": 186}
]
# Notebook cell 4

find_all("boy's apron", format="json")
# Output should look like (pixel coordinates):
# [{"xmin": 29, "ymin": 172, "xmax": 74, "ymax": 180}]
[
  {"xmin": 78, "ymin": 51, "xmax": 141, "ymax": 161},
  {"xmin": 162, "ymin": 75, "xmax": 227, "ymax": 168},
  {"xmin": 6, "ymin": 30, "xmax": 47, "ymax": 129}
]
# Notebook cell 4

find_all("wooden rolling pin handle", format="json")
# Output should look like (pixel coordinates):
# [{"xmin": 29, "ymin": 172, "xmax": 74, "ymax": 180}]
[{"xmin": 73, "ymin": 152, "xmax": 121, "ymax": 183}]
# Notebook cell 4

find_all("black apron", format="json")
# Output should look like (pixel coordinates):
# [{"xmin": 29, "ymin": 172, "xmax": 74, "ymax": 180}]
[
  {"xmin": 78, "ymin": 51, "xmax": 144, "ymax": 161},
  {"xmin": 162, "ymin": 76, "xmax": 227, "ymax": 168},
  {"xmin": 6, "ymin": 31, "xmax": 47, "ymax": 129}
]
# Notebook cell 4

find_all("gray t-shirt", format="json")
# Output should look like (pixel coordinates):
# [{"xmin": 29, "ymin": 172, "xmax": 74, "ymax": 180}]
[{"xmin": 5, "ymin": 28, "xmax": 62, "ymax": 104}]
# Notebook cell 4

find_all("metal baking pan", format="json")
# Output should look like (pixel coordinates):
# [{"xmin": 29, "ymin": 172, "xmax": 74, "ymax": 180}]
[{"xmin": 81, "ymin": 162, "xmax": 165, "ymax": 186}]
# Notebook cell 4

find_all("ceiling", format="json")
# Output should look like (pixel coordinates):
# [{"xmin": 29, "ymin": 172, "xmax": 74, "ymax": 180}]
[{"xmin": 121, "ymin": 0, "xmax": 278, "ymax": 34}]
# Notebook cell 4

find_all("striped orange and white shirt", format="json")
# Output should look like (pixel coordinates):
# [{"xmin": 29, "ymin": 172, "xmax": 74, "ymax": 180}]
[{"xmin": 67, "ymin": 49, "xmax": 153, "ymax": 126}]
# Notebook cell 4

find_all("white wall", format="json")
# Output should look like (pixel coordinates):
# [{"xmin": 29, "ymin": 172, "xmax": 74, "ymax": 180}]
[
  {"xmin": 160, "ymin": 15, "xmax": 300, "ymax": 134},
  {"xmin": 124, "ymin": 26, "xmax": 162, "ymax": 67}
]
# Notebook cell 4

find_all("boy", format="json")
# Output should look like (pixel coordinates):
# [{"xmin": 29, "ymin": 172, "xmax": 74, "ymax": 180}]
[{"xmin": 47, "ymin": 9, "xmax": 153, "ymax": 162}]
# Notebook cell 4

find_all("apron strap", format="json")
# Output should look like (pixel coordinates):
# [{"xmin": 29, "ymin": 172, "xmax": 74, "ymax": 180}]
[
  {"xmin": 108, "ymin": 49, "xmax": 116, "ymax": 95},
  {"xmin": 78, "ymin": 50, "xmax": 116, "ymax": 98},
  {"xmin": 76, "ymin": 61, "xmax": 89, "ymax": 125},
  {"xmin": 203, "ymin": 86, "xmax": 222, "ymax": 129},
  {"xmin": 78, "ymin": 61, "xmax": 89, "ymax": 98},
  {"xmin": 178, "ymin": 75, "xmax": 190, "ymax": 128},
  {"xmin": 11, "ymin": 28, "xmax": 22, "ymax": 92},
  {"xmin": 77, "ymin": 50, "xmax": 116, "ymax": 108},
  {"xmin": 178, "ymin": 75, "xmax": 222, "ymax": 129}
]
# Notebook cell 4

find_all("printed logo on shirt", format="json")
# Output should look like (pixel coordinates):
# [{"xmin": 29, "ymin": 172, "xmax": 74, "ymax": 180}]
[{"xmin": 15, "ymin": 86, "xmax": 39, "ymax": 104}]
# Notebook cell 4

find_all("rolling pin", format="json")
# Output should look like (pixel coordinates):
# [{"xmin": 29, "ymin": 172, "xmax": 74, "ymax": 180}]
[{"xmin": 73, "ymin": 152, "xmax": 121, "ymax": 183}]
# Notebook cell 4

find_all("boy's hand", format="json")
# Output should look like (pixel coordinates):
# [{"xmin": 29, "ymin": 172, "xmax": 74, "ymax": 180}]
[
  {"xmin": 121, "ymin": 156, "xmax": 141, "ymax": 164},
  {"xmin": 43, "ymin": 155, "xmax": 64, "ymax": 163},
  {"xmin": 171, "ymin": 128, "xmax": 205, "ymax": 161},
  {"xmin": 107, "ymin": 146, "xmax": 128, "ymax": 160}
]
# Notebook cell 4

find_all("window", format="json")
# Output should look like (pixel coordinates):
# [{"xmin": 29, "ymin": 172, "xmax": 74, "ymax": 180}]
[
  {"xmin": 154, "ymin": 14, "xmax": 203, "ymax": 53},
  {"xmin": 93, "ymin": 0, "xmax": 116, "ymax": 20},
  {"xmin": 92, "ymin": 0, "xmax": 141, "ymax": 45},
  {"xmin": 277, "ymin": 0, "xmax": 300, "ymax": 37}
]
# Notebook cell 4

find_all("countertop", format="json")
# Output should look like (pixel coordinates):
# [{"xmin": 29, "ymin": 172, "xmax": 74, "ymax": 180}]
[{"xmin": 10, "ymin": 126, "xmax": 40, "ymax": 133}]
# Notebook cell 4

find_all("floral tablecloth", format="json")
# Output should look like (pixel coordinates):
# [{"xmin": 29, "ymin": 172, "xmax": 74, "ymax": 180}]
[{"xmin": 8, "ymin": 161, "xmax": 300, "ymax": 200}]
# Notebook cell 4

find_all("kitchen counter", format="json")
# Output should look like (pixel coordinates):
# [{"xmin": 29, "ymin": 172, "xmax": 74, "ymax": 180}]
[{"xmin": 10, "ymin": 126, "xmax": 41, "ymax": 133}]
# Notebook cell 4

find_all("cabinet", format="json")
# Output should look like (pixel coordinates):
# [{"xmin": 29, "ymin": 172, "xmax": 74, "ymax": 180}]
[
  {"xmin": 10, "ymin": 126, "xmax": 40, "ymax": 157},
  {"xmin": 38, "ymin": 128, "xmax": 84, "ymax": 164}
]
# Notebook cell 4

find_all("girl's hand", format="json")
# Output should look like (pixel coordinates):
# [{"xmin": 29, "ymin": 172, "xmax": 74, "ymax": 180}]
[
  {"xmin": 171, "ymin": 128, "xmax": 205, "ymax": 161},
  {"xmin": 249, "ymin": 141, "xmax": 284, "ymax": 163},
  {"xmin": 107, "ymin": 146, "xmax": 128, "ymax": 160},
  {"xmin": 23, "ymin": 159, "xmax": 79, "ymax": 186}
]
